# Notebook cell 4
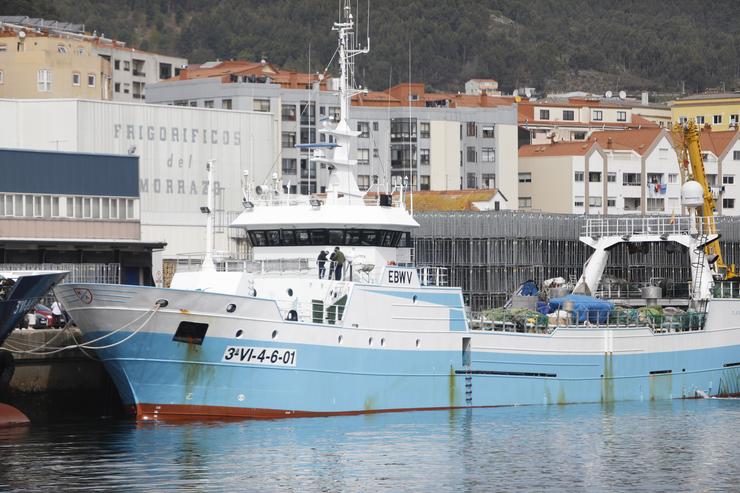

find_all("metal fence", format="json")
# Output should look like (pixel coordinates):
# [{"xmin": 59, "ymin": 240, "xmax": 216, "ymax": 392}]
[
  {"xmin": 412, "ymin": 212, "xmax": 740, "ymax": 312},
  {"xmin": 0, "ymin": 263, "xmax": 120, "ymax": 284}
]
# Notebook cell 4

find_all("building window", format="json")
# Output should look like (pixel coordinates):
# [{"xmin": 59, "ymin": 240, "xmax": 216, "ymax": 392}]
[
  {"xmin": 123, "ymin": 60, "xmax": 130, "ymax": 71},
  {"xmin": 87, "ymin": 74, "xmax": 96, "ymax": 87},
  {"xmin": 123, "ymin": 83, "xmax": 130, "ymax": 94},
  {"xmin": 482, "ymin": 174, "xmax": 495, "ymax": 189},
  {"xmin": 668, "ymin": 173, "xmax": 678, "ymax": 184},
  {"xmin": 390, "ymin": 118, "xmax": 415, "ymax": 141},
  {"xmin": 72, "ymin": 72, "xmax": 81, "ymax": 86},
  {"xmin": 420, "ymin": 148, "xmax": 430, "ymax": 165},
  {"xmin": 466, "ymin": 146, "xmax": 477, "ymax": 163},
  {"xmin": 204, "ymin": 100, "xmax": 214, "ymax": 108},
  {"xmin": 678, "ymin": 116, "xmax": 687, "ymax": 124},
  {"xmin": 57, "ymin": 44, "xmax": 67, "ymax": 54},
  {"xmin": 481, "ymin": 125, "xmax": 495, "ymax": 138},
  {"xmin": 357, "ymin": 148, "xmax": 370, "ymax": 165},
  {"xmin": 222, "ymin": 99, "xmax": 232, "ymax": 109},
  {"xmin": 37, "ymin": 69, "xmax": 52, "ymax": 92},
  {"xmin": 188, "ymin": 101, "xmax": 197, "ymax": 107},
  {"xmin": 114, "ymin": 82, "xmax": 120, "ymax": 93},
  {"xmin": 647, "ymin": 173, "xmax": 663, "ymax": 185},
  {"xmin": 519, "ymin": 197, "xmax": 532, "ymax": 208},
  {"xmin": 539, "ymin": 109, "xmax": 550, "ymax": 120},
  {"xmin": 593, "ymin": 110, "xmax": 603, "ymax": 121},
  {"xmin": 617, "ymin": 111, "xmax": 627, "ymax": 122},
  {"xmin": 730, "ymin": 114, "xmax": 739, "ymax": 125},
  {"xmin": 420, "ymin": 122, "xmax": 430, "ymax": 138},
  {"xmin": 114, "ymin": 60, "xmax": 120, "ymax": 70},
  {"xmin": 481, "ymin": 147, "xmax": 495, "ymax": 162},
  {"xmin": 573, "ymin": 132, "xmax": 586, "ymax": 140},
  {"xmin": 466, "ymin": 122, "xmax": 477, "ymax": 137},
  {"xmin": 723, "ymin": 175, "xmax": 735, "ymax": 185},
  {"xmin": 77, "ymin": 47, "xmax": 85, "ymax": 55},
  {"xmin": 0, "ymin": 44, "xmax": 7, "ymax": 52},
  {"xmin": 357, "ymin": 121, "xmax": 370, "ymax": 138},
  {"xmin": 281, "ymin": 158, "xmax": 297, "ymax": 175},
  {"xmin": 714, "ymin": 114, "xmax": 722, "ymax": 125},
  {"xmin": 373, "ymin": 121, "xmax": 379, "ymax": 131},
  {"xmin": 373, "ymin": 148, "xmax": 379, "ymax": 158},
  {"xmin": 696, "ymin": 115, "xmax": 705, "ymax": 125},
  {"xmin": 357, "ymin": 175, "xmax": 370, "ymax": 191},
  {"xmin": 563, "ymin": 110, "xmax": 575, "ymax": 121},
  {"xmin": 159, "ymin": 62, "xmax": 172, "ymax": 79},
  {"xmin": 420, "ymin": 175, "xmax": 430, "ymax": 191},
  {"xmin": 281, "ymin": 132, "xmax": 296, "ymax": 148},
  {"xmin": 282, "ymin": 104, "xmax": 296, "ymax": 121},
  {"xmin": 574, "ymin": 197, "xmax": 584, "ymax": 207},
  {"xmin": 589, "ymin": 172, "xmax": 601, "ymax": 183},
  {"xmin": 328, "ymin": 106, "xmax": 340, "ymax": 121},
  {"xmin": 607, "ymin": 197, "xmax": 616, "ymax": 207},
  {"xmin": 0, "ymin": 70, "xmax": 3, "ymax": 84},
  {"xmin": 647, "ymin": 198, "xmax": 664, "ymax": 212},
  {"xmin": 623, "ymin": 173, "xmax": 641, "ymax": 186},
  {"xmin": 253, "ymin": 98, "xmax": 270, "ymax": 112},
  {"xmin": 724, "ymin": 198, "xmax": 735, "ymax": 209},
  {"xmin": 518, "ymin": 172, "xmax": 532, "ymax": 183},
  {"xmin": 467, "ymin": 173, "xmax": 477, "ymax": 189},
  {"xmin": 624, "ymin": 197, "xmax": 641, "ymax": 211},
  {"xmin": 574, "ymin": 171, "xmax": 584, "ymax": 182},
  {"xmin": 299, "ymin": 102, "xmax": 315, "ymax": 125},
  {"xmin": 589, "ymin": 196, "xmax": 602, "ymax": 208},
  {"xmin": 300, "ymin": 127, "xmax": 316, "ymax": 144},
  {"xmin": 734, "ymin": 151, "xmax": 740, "ymax": 161},
  {"xmin": 607, "ymin": 172, "xmax": 616, "ymax": 183}
]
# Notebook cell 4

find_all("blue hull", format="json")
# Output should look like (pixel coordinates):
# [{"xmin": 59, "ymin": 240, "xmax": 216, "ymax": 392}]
[{"xmin": 90, "ymin": 330, "xmax": 740, "ymax": 419}]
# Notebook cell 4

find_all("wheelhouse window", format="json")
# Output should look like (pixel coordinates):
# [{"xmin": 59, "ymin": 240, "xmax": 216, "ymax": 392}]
[{"xmin": 247, "ymin": 229, "xmax": 406, "ymax": 247}]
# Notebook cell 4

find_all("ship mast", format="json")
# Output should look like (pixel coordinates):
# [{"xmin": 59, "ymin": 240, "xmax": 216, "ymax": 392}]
[{"xmin": 317, "ymin": 0, "xmax": 370, "ymax": 205}]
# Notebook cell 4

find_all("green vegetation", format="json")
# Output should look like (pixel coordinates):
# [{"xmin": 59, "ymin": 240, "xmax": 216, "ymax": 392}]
[{"xmin": 4, "ymin": 0, "xmax": 739, "ymax": 93}]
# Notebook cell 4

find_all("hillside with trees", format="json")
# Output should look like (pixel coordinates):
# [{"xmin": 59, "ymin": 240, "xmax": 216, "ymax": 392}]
[{"xmin": 4, "ymin": 0, "xmax": 739, "ymax": 95}]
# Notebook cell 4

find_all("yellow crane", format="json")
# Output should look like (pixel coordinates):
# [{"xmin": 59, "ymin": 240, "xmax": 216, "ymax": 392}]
[{"xmin": 672, "ymin": 120, "xmax": 736, "ymax": 279}]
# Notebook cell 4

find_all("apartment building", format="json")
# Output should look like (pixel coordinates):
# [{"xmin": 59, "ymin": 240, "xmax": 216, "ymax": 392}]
[
  {"xmin": 518, "ymin": 95, "xmax": 670, "ymax": 145},
  {"xmin": 519, "ymin": 128, "xmax": 682, "ymax": 215},
  {"xmin": 671, "ymin": 93, "xmax": 740, "ymax": 131},
  {"xmin": 0, "ymin": 16, "xmax": 186, "ymax": 102},
  {"xmin": 699, "ymin": 129, "xmax": 740, "ymax": 215},
  {"xmin": 0, "ymin": 23, "xmax": 111, "ymax": 99},
  {"xmin": 146, "ymin": 63, "xmax": 519, "ymax": 201}
]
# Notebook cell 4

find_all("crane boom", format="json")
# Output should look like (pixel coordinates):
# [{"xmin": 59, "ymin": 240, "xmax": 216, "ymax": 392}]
[{"xmin": 673, "ymin": 120, "xmax": 736, "ymax": 279}]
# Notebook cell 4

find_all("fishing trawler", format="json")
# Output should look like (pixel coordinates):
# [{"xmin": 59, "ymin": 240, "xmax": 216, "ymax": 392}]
[{"xmin": 55, "ymin": 5, "xmax": 740, "ymax": 420}]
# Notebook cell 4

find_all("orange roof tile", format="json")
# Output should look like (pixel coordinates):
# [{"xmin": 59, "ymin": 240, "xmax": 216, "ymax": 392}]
[
  {"xmin": 519, "ymin": 141, "xmax": 598, "ymax": 158},
  {"xmin": 588, "ymin": 128, "xmax": 663, "ymax": 155},
  {"xmin": 699, "ymin": 129, "xmax": 739, "ymax": 156}
]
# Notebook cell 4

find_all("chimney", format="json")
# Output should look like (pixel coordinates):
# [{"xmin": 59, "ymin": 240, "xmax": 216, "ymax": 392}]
[{"xmin": 641, "ymin": 91, "xmax": 648, "ymax": 105}]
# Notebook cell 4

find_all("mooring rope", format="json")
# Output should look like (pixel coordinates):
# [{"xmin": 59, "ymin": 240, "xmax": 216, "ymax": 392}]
[{"xmin": 0, "ymin": 302, "xmax": 162, "ymax": 355}]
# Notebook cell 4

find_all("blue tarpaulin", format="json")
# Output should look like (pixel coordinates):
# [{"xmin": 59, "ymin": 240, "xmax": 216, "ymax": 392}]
[{"xmin": 548, "ymin": 294, "xmax": 613, "ymax": 324}]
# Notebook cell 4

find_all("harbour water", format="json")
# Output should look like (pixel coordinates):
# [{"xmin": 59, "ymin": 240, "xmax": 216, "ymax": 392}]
[{"xmin": 1, "ymin": 399, "xmax": 738, "ymax": 492}]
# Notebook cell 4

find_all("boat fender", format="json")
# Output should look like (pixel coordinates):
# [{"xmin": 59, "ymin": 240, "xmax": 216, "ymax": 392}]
[{"xmin": 0, "ymin": 351, "xmax": 15, "ymax": 395}]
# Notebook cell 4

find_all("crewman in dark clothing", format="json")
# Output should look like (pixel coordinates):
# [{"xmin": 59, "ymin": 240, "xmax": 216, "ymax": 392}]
[
  {"xmin": 332, "ymin": 247, "xmax": 346, "ymax": 281},
  {"xmin": 317, "ymin": 250, "xmax": 328, "ymax": 279}
]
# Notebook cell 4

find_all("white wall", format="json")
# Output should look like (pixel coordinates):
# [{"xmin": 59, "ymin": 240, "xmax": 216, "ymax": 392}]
[
  {"xmin": 496, "ymin": 124, "xmax": 518, "ymax": 204},
  {"xmin": 429, "ymin": 120, "xmax": 460, "ymax": 190}
]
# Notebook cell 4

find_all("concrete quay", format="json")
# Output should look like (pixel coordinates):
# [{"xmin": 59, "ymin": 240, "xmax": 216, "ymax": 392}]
[{"xmin": 1, "ymin": 329, "xmax": 123, "ymax": 422}]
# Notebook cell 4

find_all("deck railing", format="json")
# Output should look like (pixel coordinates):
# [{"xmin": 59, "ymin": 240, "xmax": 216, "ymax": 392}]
[
  {"xmin": 583, "ymin": 216, "xmax": 718, "ymax": 239},
  {"xmin": 470, "ymin": 309, "xmax": 706, "ymax": 335}
]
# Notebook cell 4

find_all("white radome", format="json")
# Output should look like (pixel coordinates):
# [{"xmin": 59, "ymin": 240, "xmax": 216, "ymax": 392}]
[{"xmin": 681, "ymin": 180, "xmax": 704, "ymax": 207}]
